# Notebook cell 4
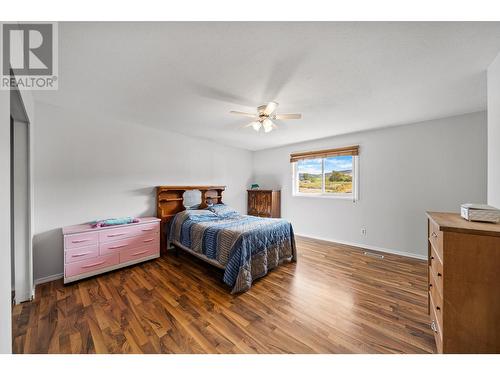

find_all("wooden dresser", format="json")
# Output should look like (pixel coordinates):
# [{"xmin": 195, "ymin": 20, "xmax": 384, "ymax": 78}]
[
  {"xmin": 63, "ymin": 217, "xmax": 160, "ymax": 283},
  {"xmin": 247, "ymin": 190, "xmax": 281, "ymax": 218},
  {"xmin": 426, "ymin": 212, "xmax": 500, "ymax": 353}
]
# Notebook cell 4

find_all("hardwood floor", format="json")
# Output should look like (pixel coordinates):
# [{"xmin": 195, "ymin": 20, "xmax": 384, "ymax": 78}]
[{"xmin": 12, "ymin": 236, "xmax": 436, "ymax": 354}]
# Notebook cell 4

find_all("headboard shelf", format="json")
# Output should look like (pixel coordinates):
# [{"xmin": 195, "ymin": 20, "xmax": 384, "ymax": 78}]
[
  {"xmin": 158, "ymin": 185, "xmax": 226, "ymax": 191},
  {"xmin": 156, "ymin": 185, "xmax": 226, "ymax": 253},
  {"xmin": 160, "ymin": 197, "xmax": 184, "ymax": 202}
]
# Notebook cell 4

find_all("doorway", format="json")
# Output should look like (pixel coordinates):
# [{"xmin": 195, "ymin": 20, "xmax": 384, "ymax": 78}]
[{"xmin": 10, "ymin": 87, "xmax": 33, "ymax": 304}]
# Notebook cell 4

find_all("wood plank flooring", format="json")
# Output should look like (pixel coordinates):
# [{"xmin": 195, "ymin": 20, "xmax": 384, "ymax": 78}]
[{"xmin": 12, "ymin": 236, "xmax": 436, "ymax": 353}]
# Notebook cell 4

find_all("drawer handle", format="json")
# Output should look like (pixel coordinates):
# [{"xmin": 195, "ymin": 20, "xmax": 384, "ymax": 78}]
[
  {"xmin": 108, "ymin": 244, "xmax": 128, "ymax": 249},
  {"xmin": 72, "ymin": 239, "xmax": 91, "ymax": 243},
  {"xmin": 131, "ymin": 250, "xmax": 148, "ymax": 256},
  {"xmin": 430, "ymin": 320, "xmax": 438, "ymax": 333},
  {"xmin": 142, "ymin": 238, "xmax": 154, "ymax": 243},
  {"xmin": 108, "ymin": 233, "xmax": 127, "ymax": 237},
  {"xmin": 436, "ymin": 306, "xmax": 441, "ymax": 311},
  {"xmin": 437, "ymin": 272, "xmax": 442, "ymax": 277},
  {"xmin": 429, "ymin": 283, "xmax": 433, "ymax": 288},
  {"xmin": 431, "ymin": 232, "xmax": 438, "ymax": 238},
  {"xmin": 430, "ymin": 256, "xmax": 434, "ymax": 260},
  {"xmin": 72, "ymin": 252, "xmax": 92, "ymax": 257},
  {"xmin": 81, "ymin": 260, "xmax": 106, "ymax": 268}
]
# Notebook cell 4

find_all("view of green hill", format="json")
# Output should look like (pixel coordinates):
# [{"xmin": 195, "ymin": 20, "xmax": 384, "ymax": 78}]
[{"xmin": 299, "ymin": 170, "xmax": 352, "ymax": 193}]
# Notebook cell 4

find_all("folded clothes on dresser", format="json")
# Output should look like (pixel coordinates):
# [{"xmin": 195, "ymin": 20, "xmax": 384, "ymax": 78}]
[{"xmin": 91, "ymin": 217, "xmax": 139, "ymax": 228}]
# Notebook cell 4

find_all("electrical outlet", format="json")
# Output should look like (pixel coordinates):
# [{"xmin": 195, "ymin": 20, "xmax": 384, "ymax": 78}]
[{"xmin": 361, "ymin": 228, "xmax": 367, "ymax": 236}]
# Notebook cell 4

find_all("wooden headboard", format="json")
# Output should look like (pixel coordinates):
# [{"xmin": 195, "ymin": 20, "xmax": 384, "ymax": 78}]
[{"xmin": 156, "ymin": 185, "xmax": 226, "ymax": 253}]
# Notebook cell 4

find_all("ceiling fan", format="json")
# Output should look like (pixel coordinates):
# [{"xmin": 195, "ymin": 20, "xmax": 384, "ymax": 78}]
[{"xmin": 230, "ymin": 102, "xmax": 302, "ymax": 133}]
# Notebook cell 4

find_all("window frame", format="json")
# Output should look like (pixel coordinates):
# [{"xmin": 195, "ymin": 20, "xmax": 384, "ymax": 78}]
[{"xmin": 292, "ymin": 155, "xmax": 359, "ymax": 201}]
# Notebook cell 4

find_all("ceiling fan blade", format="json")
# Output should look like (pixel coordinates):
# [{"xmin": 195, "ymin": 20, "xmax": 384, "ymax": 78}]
[
  {"xmin": 274, "ymin": 113, "xmax": 302, "ymax": 120},
  {"xmin": 262, "ymin": 118, "xmax": 274, "ymax": 133},
  {"xmin": 230, "ymin": 110, "xmax": 257, "ymax": 118},
  {"xmin": 263, "ymin": 101, "xmax": 278, "ymax": 116}
]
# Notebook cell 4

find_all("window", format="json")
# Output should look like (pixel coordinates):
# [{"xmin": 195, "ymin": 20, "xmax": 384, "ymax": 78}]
[{"xmin": 291, "ymin": 145, "xmax": 359, "ymax": 200}]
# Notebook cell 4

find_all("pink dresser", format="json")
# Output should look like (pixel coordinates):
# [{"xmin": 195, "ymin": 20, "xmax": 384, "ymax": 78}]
[{"xmin": 62, "ymin": 217, "xmax": 160, "ymax": 283}]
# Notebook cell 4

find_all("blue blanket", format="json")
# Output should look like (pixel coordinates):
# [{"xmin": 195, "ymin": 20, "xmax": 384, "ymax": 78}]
[{"xmin": 169, "ymin": 210, "xmax": 296, "ymax": 293}]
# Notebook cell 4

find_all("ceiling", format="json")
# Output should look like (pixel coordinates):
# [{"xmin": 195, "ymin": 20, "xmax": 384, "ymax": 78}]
[{"xmin": 34, "ymin": 22, "xmax": 500, "ymax": 151}]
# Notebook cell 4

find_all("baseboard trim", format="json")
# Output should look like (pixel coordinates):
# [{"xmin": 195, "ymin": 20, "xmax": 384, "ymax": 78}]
[
  {"xmin": 34, "ymin": 273, "xmax": 63, "ymax": 286},
  {"xmin": 294, "ymin": 233, "xmax": 427, "ymax": 260}
]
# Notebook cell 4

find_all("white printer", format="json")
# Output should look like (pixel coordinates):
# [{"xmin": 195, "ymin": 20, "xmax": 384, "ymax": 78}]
[{"xmin": 460, "ymin": 203, "xmax": 500, "ymax": 223}]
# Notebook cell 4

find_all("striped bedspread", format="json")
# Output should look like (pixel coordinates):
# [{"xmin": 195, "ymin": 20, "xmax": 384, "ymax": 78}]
[{"xmin": 169, "ymin": 210, "xmax": 296, "ymax": 293}]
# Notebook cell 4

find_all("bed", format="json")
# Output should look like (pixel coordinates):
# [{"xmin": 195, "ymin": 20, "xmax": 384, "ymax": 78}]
[{"xmin": 156, "ymin": 186, "xmax": 296, "ymax": 293}]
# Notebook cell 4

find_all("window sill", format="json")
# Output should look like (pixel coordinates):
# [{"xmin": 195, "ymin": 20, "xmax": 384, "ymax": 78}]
[{"xmin": 292, "ymin": 193, "xmax": 355, "ymax": 201}]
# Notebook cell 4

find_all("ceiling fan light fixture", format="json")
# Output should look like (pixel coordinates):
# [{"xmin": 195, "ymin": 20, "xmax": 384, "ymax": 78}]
[
  {"xmin": 231, "ymin": 102, "xmax": 301, "ymax": 133},
  {"xmin": 251, "ymin": 121, "xmax": 262, "ymax": 131},
  {"xmin": 262, "ymin": 118, "xmax": 273, "ymax": 133}
]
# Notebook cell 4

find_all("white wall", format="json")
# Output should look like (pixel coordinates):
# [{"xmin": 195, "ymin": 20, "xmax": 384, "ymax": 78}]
[
  {"xmin": 12, "ymin": 120, "xmax": 31, "ymax": 302},
  {"xmin": 33, "ymin": 102, "xmax": 253, "ymax": 282},
  {"xmin": 488, "ymin": 52, "xmax": 500, "ymax": 208},
  {"xmin": 0, "ymin": 89, "xmax": 12, "ymax": 354},
  {"xmin": 252, "ymin": 112, "xmax": 487, "ymax": 259}
]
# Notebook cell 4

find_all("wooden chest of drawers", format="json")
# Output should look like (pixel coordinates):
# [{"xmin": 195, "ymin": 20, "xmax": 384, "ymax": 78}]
[
  {"xmin": 63, "ymin": 217, "xmax": 160, "ymax": 283},
  {"xmin": 426, "ymin": 212, "xmax": 500, "ymax": 353},
  {"xmin": 247, "ymin": 190, "xmax": 281, "ymax": 218}
]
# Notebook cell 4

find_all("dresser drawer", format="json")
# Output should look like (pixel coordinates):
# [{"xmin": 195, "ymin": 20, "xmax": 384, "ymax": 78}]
[
  {"xmin": 429, "ymin": 246, "xmax": 444, "ymax": 296},
  {"xmin": 120, "ymin": 243, "xmax": 159, "ymax": 264},
  {"xmin": 428, "ymin": 219, "xmax": 443, "ymax": 261},
  {"xmin": 134, "ymin": 222, "xmax": 159, "ymax": 235},
  {"xmin": 429, "ymin": 292, "xmax": 443, "ymax": 353},
  {"xmin": 65, "ymin": 245, "xmax": 98, "ymax": 264},
  {"xmin": 99, "ymin": 232, "xmax": 160, "ymax": 255},
  {"xmin": 65, "ymin": 253, "xmax": 119, "ymax": 278},
  {"xmin": 99, "ymin": 222, "xmax": 159, "ymax": 243},
  {"xmin": 64, "ymin": 232, "xmax": 99, "ymax": 249},
  {"xmin": 429, "ymin": 269, "xmax": 443, "ymax": 327}
]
